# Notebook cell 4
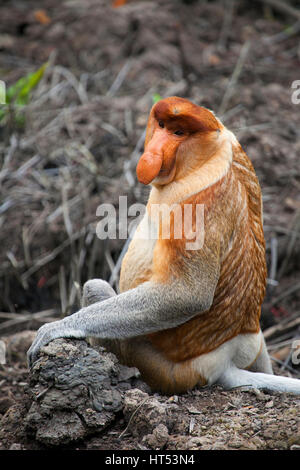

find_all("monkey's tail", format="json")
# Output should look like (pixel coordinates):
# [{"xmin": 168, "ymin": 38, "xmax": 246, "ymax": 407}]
[{"xmin": 217, "ymin": 366, "xmax": 300, "ymax": 395}]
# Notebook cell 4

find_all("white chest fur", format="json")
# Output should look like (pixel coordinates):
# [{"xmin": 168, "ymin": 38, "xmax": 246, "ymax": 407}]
[{"xmin": 119, "ymin": 212, "xmax": 158, "ymax": 292}]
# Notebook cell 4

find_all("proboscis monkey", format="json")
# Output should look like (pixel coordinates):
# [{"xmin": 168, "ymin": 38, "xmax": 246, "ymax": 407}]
[{"xmin": 28, "ymin": 97, "xmax": 300, "ymax": 395}]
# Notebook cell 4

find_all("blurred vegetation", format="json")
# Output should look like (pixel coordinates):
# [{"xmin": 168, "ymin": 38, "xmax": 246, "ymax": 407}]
[{"xmin": 0, "ymin": 62, "xmax": 47, "ymax": 126}]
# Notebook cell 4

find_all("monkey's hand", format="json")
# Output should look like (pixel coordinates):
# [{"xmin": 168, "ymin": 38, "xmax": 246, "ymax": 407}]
[{"xmin": 27, "ymin": 319, "xmax": 85, "ymax": 367}]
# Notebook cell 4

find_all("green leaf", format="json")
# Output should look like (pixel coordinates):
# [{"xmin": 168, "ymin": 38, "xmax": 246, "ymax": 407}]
[
  {"xmin": 0, "ymin": 62, "xmax": 48, "ymax": 124},
  {"xmin": 284, "ymin": 25, "xmax": 294, "ymax": 35},
  {"xmin": 0, "ymin": 80, "xmax": 5, "ymax": 104},
  {"xmin": 152, "ymin": 93, "xmax": 162, "ymax": 104},
  {"xmin": 6, "ymin": 62, "xmax": 48, "ymax": 106}
]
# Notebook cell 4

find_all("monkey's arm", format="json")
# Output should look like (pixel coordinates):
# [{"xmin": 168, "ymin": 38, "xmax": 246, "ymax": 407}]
[{"xmin": 27, "ymin": 242, "xmax": 220, "ymax": 367}]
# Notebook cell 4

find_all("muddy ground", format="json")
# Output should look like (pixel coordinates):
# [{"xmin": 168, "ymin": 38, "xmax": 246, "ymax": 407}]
[{"xmin": 0, "ymin": 0, "xmax": 300, "ymax": 450}]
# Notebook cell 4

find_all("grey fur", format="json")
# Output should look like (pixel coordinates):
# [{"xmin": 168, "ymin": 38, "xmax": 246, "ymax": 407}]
[
  {"xmin": 27, "ymin": 265, "xmax": 218, "ymax": 367},
  {"xmin": 82, "ymin": 279, "xmax": 116, "ymax": 307},
  {"xmin": 28, "ymin": 277, "xmax": 300, "ymax": 395}
]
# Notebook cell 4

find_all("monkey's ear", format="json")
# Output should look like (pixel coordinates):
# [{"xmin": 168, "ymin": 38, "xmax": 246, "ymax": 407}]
[{"xmin": 144, "ymin": 106, "xmax": 156, "ymax": 148}]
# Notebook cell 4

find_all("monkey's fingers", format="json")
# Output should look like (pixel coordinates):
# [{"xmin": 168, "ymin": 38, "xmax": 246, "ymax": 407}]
[
  {"xmin": 27, "ymin": 337, "xmax": 43, "ymax": 368},
  {"xmin": 27, "ymin": 330, "xmax": 47, "ymax": 368},
  {"xmin": 27, "ymin": 321, "xmax": 60, "ymax": 368}
]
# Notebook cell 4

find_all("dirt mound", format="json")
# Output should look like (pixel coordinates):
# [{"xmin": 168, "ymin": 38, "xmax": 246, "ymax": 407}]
[{"xmin": 0, "ymin": 336, "xmax": 299, "ymax": 450}]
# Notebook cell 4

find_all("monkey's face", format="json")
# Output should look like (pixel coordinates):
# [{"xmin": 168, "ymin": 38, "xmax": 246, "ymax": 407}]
[{"xmin": 136, "ymin": 97, "xmax": 222, "ymax": 186}]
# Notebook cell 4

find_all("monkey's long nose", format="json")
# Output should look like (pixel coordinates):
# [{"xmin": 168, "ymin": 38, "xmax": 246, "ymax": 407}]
[{"xmin": 136, "ymin": 152, "xmax": 163, "ymax": 185}]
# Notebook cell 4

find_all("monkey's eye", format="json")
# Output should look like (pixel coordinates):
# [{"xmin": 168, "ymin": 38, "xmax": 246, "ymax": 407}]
[
  {"xmin": 174, "ymin": 130, "xmax": 184, "ymax": 136},
  {"xmin": 158, "ymin": 120, "xmax": 164, "ymax": 128}
]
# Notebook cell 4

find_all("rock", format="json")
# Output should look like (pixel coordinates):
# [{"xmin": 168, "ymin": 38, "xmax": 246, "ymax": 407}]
[
  {"xmin": 4, "ymin": 331, "xmax": 36, "ymax": 365},
  {"xmin": 9, "ymin": 443, "xmax": 23, "ymax": 450},
  {"xmin": 291, "ymin": 444, "xmax": 300, "ymax": 450},
  {"xmin": 168, "ymin": 435, "xmax": 205, "ymax": 450},
  {"xmin": 288, "ymin": 433, "xmax": 300, "ymax": 447},
  {"xmin": 143, "ymin": 424, "xmax": 169, "ymax": 449},
  {"xmin": 0, "ymin": 404, "xmax": 27, "ymax": 447},
  {"xmin": 118, "ymin": 364, "xmax": 140, "ymax": 382},
  {"xmin": 123, "ymin": 389, "xmax": 172, "ymax": 437},
  {"xmin": 265, "ymin": 400, "xmax": 274, "ymax": 408},
  {"xmin": 35, "ymin": 411, "xmax": 86, "ymax": 446},
  {"xmin": 0, "ymin": 397, "xmax": 15, "ymax": 414},
  {"xmin": 23, "ymin": 338, "xmax": 139, "ymax": 446}
]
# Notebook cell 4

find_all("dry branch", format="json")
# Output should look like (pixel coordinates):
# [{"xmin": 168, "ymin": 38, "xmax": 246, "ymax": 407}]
[
  {"xmin": 264, "ymin": 315, "xmax": 300, "ymax": 341},
  {"xmin": 254, "ymin": 0, "xmax": 300, "ymax": 22}
]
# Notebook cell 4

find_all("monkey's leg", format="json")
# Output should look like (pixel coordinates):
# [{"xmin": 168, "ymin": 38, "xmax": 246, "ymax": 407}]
[
  {"xmin": 120, "ymin": 337, "xmax": 206, "ymax": 395},
  {"xmin": 248, "ymin": 335, "xmax": 273, "ymax": 374},
  {"xmin": 82, "ymin": 279, "xmax": 116, "ymax": 307},
  {"xmin": 217, "ymin": 334, "xmax": 300, "ymax": 394},
  {"xmin": 217, "ymin": 365, "xmax": 300, "ymax": 394}
]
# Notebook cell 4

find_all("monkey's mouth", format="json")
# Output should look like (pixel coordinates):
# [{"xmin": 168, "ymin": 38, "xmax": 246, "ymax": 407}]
[
  {"xmin": 154, "ymin": 160, "xmax": 176, "ymax": 185},
  {"xmin": 136, "ymin": 150, "xmax": 177, "ymax": 185},
  {"xmin": 158, "ymin": 167, "xmax": 170, "ymax": 176}
]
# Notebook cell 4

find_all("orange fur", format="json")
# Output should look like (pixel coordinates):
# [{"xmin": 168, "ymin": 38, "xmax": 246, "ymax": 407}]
[
  {"xmin": 137, "ymin": 97, "xmax": 222, "ymax": 186},
  {"xmin": 147, "ymin": 143, "xmax": 266, "ymax": 362},
  {"xmin": 29, "ymin": 98, "xmax": 283, "ymax": 394},
  {"xmin": 153, "ymin": 97, "xmax": 220, "ymax": 134},
  {"xmin": 120, "ymin": 338, "xmax": 207, "ymax": 394},
  {"xmin": 120, "ymin": 97, "xmax": 266, "ymax": 386}
]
